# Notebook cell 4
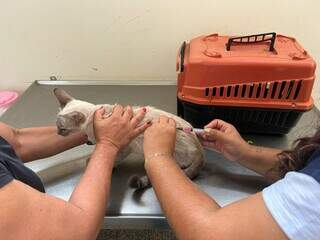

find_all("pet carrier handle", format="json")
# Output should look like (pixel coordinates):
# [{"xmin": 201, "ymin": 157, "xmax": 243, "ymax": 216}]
[
  {"xmin": 226, "ymin": 32, "xmax": 276, "ymax": 51},
  {"xmin": 179, "ymin": 41, "xmax": 186, "ymax": 72}
]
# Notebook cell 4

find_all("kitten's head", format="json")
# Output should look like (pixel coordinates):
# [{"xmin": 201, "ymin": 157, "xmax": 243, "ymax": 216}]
[{"xmin": 54, "ymin": 88, "xmax": 97, "ymax": 136}]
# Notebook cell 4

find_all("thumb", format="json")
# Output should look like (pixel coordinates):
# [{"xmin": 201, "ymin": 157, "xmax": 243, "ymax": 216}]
[
  {"xmin": 200, "ymin": 140, "xmax": 221, "ymax": 153},
  {"xmin": 203, "ymin": 128, "xmax": 229, "ymax": 143},
  {"xmin": 94, "ymin": 106, "xmax": 105, "ymax": 120}
]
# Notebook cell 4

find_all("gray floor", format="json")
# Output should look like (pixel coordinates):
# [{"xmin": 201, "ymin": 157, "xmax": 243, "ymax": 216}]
[{"xmin": 97, "ymin": 230, "xmax": 176, "ymax": 240}]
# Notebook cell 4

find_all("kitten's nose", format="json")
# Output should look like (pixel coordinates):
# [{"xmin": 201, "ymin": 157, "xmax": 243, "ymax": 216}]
[{"xmin": 56, "ymin": 116, "xmax": 67, "ymax": 135}]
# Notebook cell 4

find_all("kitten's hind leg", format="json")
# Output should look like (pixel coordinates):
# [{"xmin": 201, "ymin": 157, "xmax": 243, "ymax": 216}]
[
  {"xmin": 128, "ymin": 175, "xmax": 150, "ymax": 189},
  {"xmin": 182, "ymin": 151, "xmax": 205, "ymax": 180}
]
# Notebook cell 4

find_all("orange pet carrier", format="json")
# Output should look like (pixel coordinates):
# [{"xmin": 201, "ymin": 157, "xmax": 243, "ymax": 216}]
[{"xmin": 177, "ymin": 32, "xmax": 316, "ymax": 134}]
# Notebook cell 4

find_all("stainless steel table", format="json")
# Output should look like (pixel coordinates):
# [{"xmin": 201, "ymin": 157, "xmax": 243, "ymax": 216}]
[{"xmin": 1, "ymin": 80, "xmax": 319, "ymax": 229}]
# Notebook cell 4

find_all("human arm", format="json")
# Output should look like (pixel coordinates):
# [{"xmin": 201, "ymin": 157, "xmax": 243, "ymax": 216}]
[
  {"xmin": 0, "ymin": 105, "xmax": 149, "ymax": 240},
  {"xmin": 0, "ymin": 144, "xmax": 116, "ymax": 240},
  {"xmin": 143, "ymin": 116, "xmax": 287, "ymax": 240},
  {"xmin": 68, "ymin": 105, "xmax": 149, "ymax": 229},
  {"xmin": 197, "ymin": 119, "xmax": 282, "ymax": 178},
  {"xmin": 0, "ymin": 122, "xmax": 87, "ymax": 162}
]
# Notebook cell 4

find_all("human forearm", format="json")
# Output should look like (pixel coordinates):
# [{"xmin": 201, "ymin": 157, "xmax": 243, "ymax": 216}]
[
  {"xmin": 238, "ymin": 145, "xmax": 282, "ymax": 178},
  {"xmin": 143, "ymin": 117, "xmax": 288, "ymax": 240},
  {"xmin": 196, "ymin": 120, "xmax": 283, "ymax": 180},
  {"xmin": 15, "ymin": 126, "xmax": 87, "ymax": 162},
  {"xmin": 67, "ymin": 105, "xmax": 147, "ymax": 236},
  {"xmin": 145, "ymin": 156, "xmax": 221, "ymax": 240},
  {"xmin": 69, "ymin": 143, "xmax": 117, "ymax": 236}
]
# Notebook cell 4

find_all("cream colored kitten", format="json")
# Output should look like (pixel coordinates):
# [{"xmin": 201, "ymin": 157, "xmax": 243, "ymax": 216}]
[{"xmin": 54, "ymin": 88, "xmax": 205, "ymax": 189}]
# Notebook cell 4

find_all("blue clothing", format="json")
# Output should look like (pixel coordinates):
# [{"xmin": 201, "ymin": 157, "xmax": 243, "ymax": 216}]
[
  {"xmin": 263, "ymin": 150, "xmax": 320, "ymax": 240},
  {"xmin": 299, "ymin": 150, "xmax": 320, "ymax": 183},
  {"xmin": 0, "ymin": 136, "xmax": 45, "ymax": 192}
]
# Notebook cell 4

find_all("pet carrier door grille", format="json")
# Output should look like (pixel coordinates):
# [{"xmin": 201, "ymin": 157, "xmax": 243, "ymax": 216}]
[{"xmin": 205, "ymin": 80, "xmax": 302, "ymax": 101}]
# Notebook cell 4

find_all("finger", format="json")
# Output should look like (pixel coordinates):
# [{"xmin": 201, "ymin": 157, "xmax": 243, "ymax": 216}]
[
  {"xmin": 112, "ymin": 104, "xmax": 124, "ymax": 117},
  {"xmin": 200, "ymin": 140, "xmax": 214, "ymax": 147},
  {"xmin": 159, "ymin": 115, "xmax": 169, "ymax": 124},
  {"xmin": 200, "ymin": 140, "xmax": 219, "ymax": 151},
  {"xmin": 204, "ymin": 119, "xmax": 221, "ymax": 129},
  {"xmin": 202, "ymin": 128, "xmax": 229, "ymax": 143},
  {"xmin": 123, "ymin": 105, "xmax": 133, "ymax": 120},
  {"xmin": 94, "ymin": 106, "xmax": 105, "ymax": 121},
  {"xmin": 131, "ymin": 107, "xmax": 147, "ymax": 127},
  {"xmin": 195, "ymin": 131, "xmax": 206, "ymax": 139},
  {"xmin": 151, "ymin": 118, "xmax": 158, "ymax": 124},
  {"xmin": 152, "ymin": 117, "xmax": 160, "ymax": 124},
  {"xmin": 132, "ymin": 122, "xmax": 151, "ymax": 137},
  {"xmin": 168, "ymin": 118, "xmax": 176, "ymax": 127},
  {"xmin": 204, "ymin": 119, "xmax": 231, "ymax": 131}
]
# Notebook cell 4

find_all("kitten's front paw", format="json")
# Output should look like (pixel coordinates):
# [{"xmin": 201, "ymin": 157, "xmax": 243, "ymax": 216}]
[
  {"xmin": 86, "ymin": 135, "xmax": 96, "ymax": 145},
  {"xmin": 86, "ymin": 140, "xmax": 94, "ymax": 145}
]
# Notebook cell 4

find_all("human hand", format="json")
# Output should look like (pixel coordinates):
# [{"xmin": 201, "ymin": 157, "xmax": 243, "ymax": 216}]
[
  {"xmin": 93, "ymin": 105, "xmax": 150, "ymax": 151},
  {"xmin": 196, "ymin": 119, "xmax": 250, "ymax": 162},
  {"xmin": 143, "ymin": 116, "xmax": 176, "ymax": 162}
]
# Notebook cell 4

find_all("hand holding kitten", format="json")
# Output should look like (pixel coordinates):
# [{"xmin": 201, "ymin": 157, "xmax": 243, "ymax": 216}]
[
  {"xmin": 143, "ymin": 116, "xmax": 177, "ymax": 163},
  {"xmin": 93, "ymin": 105, "xmax": 149, "ymax": 151}
]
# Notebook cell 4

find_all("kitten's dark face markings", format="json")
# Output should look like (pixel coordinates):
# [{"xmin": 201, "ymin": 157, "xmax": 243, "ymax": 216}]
[
  {"xmin": 56, "ymin": 116, "xmax": 68, "ymax": 136},
  {"xmin": 56, "ymin": 111, "xmax": 86, "ymax": 136}
]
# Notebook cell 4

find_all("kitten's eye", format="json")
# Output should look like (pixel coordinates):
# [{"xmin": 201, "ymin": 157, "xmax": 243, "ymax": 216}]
[{"xmin": 58, "ymin": 128, "xmax": 69, "ymax": 136}]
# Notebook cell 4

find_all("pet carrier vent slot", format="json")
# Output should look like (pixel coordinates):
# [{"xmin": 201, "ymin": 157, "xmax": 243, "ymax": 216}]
[
  {"xmin": 234, "ymin": 85, "xmax": 239, "ymax": 97},
  {"xmin": 278, "ymin": 81, "xmax": 286, "ymax": 99},
  {"xmin": 227, "ymin": 86, "xmax": 232, "ymax": 97},
  {"xmin": 205, "ymin": 88, "xmax": 209, "ymax": 96},
  {"xmin": 256, "ymin": 83, "xmax": 262, "ymax": 98},
  {"xmin": 263, "ymin": 83, "xmax": 271, "ymax": 98},
  {"xmin": 241, "ymin": 85, "xmax": 247, "ymax": 98},
  {"xmin": 248, "ymin": 84, "xmax": 254, "ymax": 98},
  {"xmin": 271, "ymin": 82, "xmax": 279, "ymax": 99},
  {"xmin": 212, "ymin": 87, "xmax": 217, "ymax": 96},
  {"xmin": 220, "ymin": 87, "xmax": 224, "ymax": 96},
  {"xmin": 293, "ymin": 80, "xmax": 302, "ymax": 100},
  {"xmin": 286, "ymin": 80, "xmax": 295, "ymax": 99}
]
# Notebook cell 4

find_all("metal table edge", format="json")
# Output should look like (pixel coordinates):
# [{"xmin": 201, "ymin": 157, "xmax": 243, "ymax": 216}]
[
  {"xmin": 102, "ymin": 216, "xmax": 169, "ymax": 229},
  {"xmin": 35, "ymin": 80, "xmax": 177, "ymax": 86}
]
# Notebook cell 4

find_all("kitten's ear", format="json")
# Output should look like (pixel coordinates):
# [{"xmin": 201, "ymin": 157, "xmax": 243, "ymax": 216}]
[
  {"xmin": 69, "ymin": 111, "xmax": 86, "ymax": 125},
  {"xmin": 54, "ymin": 88, "xmax": 74, "ymax": 107}
]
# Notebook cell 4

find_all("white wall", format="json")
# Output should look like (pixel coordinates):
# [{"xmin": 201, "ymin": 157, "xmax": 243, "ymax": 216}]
[{"xmin": 0, "ymin": 0, "xmax": 319, "ymax": 108}]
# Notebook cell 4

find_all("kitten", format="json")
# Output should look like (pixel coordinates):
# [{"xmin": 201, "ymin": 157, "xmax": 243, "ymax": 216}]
[{"xmin": 54, "ymin": 88, "xmax": 205, "ymax": 189}]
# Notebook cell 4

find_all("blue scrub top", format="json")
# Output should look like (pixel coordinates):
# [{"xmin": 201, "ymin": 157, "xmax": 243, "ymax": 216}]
[{"xmin": 0, "ymin": 136, "xmax": 45, "ymax": 192}]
